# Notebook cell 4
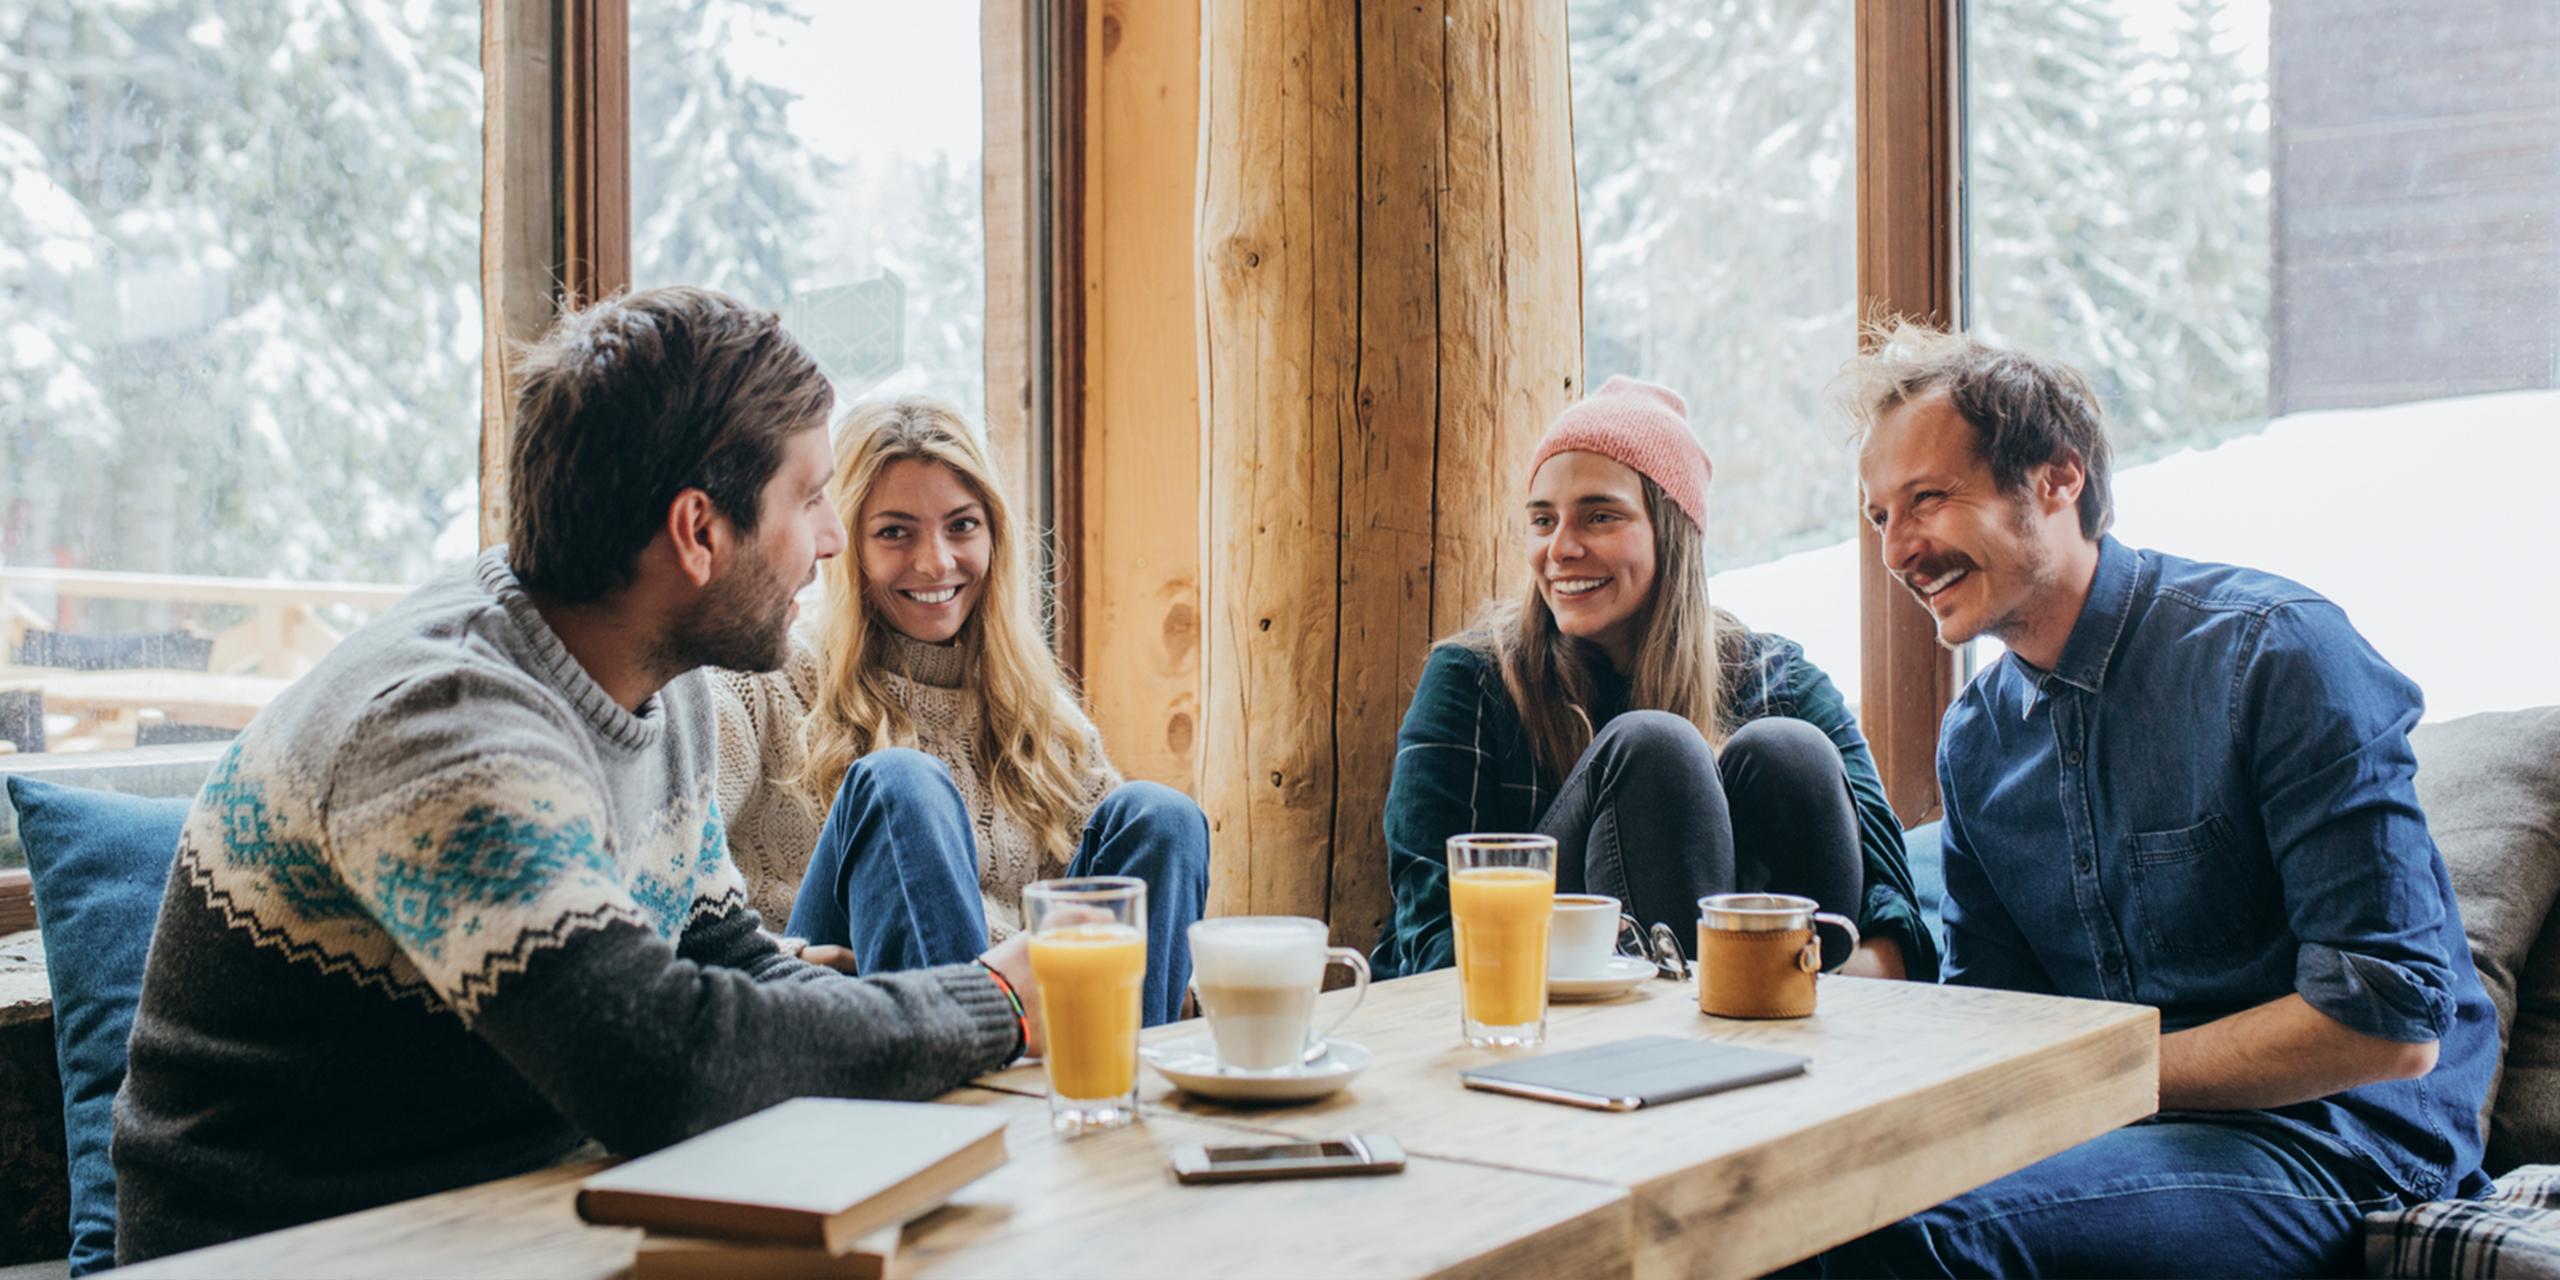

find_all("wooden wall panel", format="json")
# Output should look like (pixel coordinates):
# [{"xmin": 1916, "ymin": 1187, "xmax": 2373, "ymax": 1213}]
[{"xmin": 1079, "ymin": 0, "xmax": 1205, "ymax": 790}]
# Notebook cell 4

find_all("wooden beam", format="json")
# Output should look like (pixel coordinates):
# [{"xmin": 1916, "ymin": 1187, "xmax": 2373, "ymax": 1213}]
[
  {"xmin": 1079, "ymin": 0, "xmax": 1205, "ymax": 791},
  {"xmin": 1854, "ymin": 0, "xmax": 1964, "ymax": 826},
  {"xmin": 478, "ymin": 0, "xmax": 566, "ymax": 548},
  {"xmin": 1044, "ymin": 2, "xmax": 1091, "ymax": 680},
  {"xmin": 981, "ymin": 0, "xmax": 1036, "ymax": 514},
  {"xmin": 561, "ymin": 0, "xmax": 629, "ymax": 307},
  {"xmin": 1199, "ymin": 0, "xmax": 1581, "ymax": 941}
]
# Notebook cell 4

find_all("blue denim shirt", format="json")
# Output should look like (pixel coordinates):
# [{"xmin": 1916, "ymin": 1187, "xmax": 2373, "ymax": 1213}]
[{"xmin": 1937, "ymin": 536, "xmax": 2495, "ymax": 1200}]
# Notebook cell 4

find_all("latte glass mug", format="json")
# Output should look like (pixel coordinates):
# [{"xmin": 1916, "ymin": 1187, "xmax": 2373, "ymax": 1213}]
[{"xmin": 1695, "ymin": 893, "xmax": 1860, "ymax": 1019}]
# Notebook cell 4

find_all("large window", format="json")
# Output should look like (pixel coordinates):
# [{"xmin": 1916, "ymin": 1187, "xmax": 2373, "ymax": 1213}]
[
  {"xmin": 629, "ymin": 0, "xmax": 988, "ymax": 425},
  {"xmin": 0, "ymin": 2, "xmax": 483, "ymax": 777},
  {"xmin": 1570, "ymin": 0, "xmax": 1865, "ymax": 700},
  {"xmin": 1967, "ymin": 0, "xmax": 2559, "ymax": 719}
]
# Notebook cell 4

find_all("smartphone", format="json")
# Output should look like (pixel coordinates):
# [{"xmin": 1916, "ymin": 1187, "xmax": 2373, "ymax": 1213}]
[{"xmin": 1168, "ymin": 1134, "xmax": 1406, "ymax": 1184}]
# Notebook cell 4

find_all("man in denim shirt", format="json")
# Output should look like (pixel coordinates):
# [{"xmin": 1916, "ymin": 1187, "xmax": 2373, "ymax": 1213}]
[{"xmin": 1820, "ymin": 323, "xmax": 2495, "ymax": 1276}]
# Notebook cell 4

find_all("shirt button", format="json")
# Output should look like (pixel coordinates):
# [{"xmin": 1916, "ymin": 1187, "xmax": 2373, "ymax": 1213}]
[
  {"xmin": 2076, "ymin": 858, "xmax": 2093, "ymax": 874},
  {"xmin": 2066, "ymin": 751, "xmax": 2083, "ymax": 766}
]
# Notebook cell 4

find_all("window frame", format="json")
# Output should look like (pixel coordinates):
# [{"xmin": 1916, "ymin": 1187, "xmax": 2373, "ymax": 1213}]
[
  {"xmin": 0, "ymin": 1, "xmax": 1067, "ymax": 936},
  {"xmin": 1853, "ymin": 0, "xmax": 1967, "ymax": 826}
]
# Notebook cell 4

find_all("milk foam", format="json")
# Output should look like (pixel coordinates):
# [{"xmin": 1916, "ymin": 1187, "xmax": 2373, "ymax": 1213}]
[{"xmin": 1190, "ymin": 920, "xmax": 1327, "ymax": 988}]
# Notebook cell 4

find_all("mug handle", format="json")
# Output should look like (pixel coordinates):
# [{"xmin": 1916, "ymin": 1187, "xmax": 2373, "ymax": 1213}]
[
  {"xmin": 1309, "ymin": 947, "xmax": 1372, "ymax": 1050},
  {"xmin": 1805, "ymin": 911, "xmax": 1862, "ymax": 974}
]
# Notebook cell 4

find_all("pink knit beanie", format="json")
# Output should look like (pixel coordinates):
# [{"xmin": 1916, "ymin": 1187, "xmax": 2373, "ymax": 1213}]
[{"xmin": 1526, "ymin": 375, "xmax": 1713, "ymax": 528}]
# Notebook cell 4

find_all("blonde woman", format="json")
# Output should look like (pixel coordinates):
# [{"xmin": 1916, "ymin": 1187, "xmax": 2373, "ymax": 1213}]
[
  {"xmin": 1374, "ymin": 377, "xmax": 1937, "ymax": 983},
  {"xmin": 712, "ymin": 396, "xmax": 1208, "ymax": 1024}
]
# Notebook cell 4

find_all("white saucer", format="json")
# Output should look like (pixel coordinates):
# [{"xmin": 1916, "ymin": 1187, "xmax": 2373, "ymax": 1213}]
[
  {"xmin": 1548, "ymin": 954, "xmax": 1656, "ymax": 1001},
  {"xmin": 1141, "ymin": 1035, "xmax": 1371, "ymax": 1103}
]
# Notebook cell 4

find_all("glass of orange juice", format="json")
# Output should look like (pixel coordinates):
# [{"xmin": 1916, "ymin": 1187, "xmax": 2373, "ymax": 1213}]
[
  {"xmin": 1024, "ymin": 876, "xmax": 1149, "ymax": 1134},
  {"xmin": 1447, "ymin": 834, "xmax": 1557, "ymax": 1048}
]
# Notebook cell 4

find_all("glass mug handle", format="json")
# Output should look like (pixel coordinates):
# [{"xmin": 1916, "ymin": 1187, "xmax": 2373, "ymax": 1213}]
[
  {"xmin": 1309, "ymin": 947, "xmax": 1372, "ymax": 1050},
  {"xmin": 1800, "ymin": 911, "xmax": 1862, "ymax": 974}
]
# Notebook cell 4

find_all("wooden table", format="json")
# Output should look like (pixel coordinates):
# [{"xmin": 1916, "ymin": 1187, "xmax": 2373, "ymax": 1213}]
[
  {"xmin": 117, "ymin": 1085, "xmax": 1632, "ymax": 1280},
  {"xmin": 118, "ymin": 971, "xmax": 2153, "ymax": 1279},
  {"xmin": 981, "ymin": 970, "xmax": 2159, "ymax": 1278}
]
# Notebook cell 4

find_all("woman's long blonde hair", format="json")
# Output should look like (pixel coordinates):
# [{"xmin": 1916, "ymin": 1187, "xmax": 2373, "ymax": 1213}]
[
  {"xmin": 798, "ymin": 396, "xmax": 1092, "ymax": 861},
  {"xmin": 1460, "ymin": 474, "xmax": 1751, "ymax": 783}
]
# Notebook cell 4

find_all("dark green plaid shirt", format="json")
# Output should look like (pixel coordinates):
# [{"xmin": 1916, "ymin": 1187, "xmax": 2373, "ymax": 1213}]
[{"xmin": 1372, "ymin": 631, "xmax": 1939, "ymax": 981}]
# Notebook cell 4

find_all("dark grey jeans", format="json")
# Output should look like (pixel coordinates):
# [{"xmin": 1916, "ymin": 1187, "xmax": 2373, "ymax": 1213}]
[{"xmin": 1537, "ymin": 711, "xmax": 1863, "ymax": 966}]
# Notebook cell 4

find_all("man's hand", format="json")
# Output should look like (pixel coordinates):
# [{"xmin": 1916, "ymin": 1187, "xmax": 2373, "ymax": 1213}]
[
  {"xmin": 1839, "ymin": 936, "xmax": 1908, "ymax": 980},
  {"xmin": 979, "ymin": 934, "xmax": 1045, "ymax": 1059},
  {"xmin": 799, "ymin": 945, "xmax": 860, "ymax": 975}
]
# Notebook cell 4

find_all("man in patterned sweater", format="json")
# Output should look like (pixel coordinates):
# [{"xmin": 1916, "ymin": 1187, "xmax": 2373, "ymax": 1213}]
[{"xmin": 112, "ymin": 288, "xmax": 1041, "ymax": 1264}]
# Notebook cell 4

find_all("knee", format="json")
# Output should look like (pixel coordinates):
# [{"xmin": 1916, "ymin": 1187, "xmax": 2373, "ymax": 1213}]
[
  {"xmin": 1593, "ymin": 709, "xmax": 1711, "ymax": 758},
  {"xmin": 1092, "ymin": 783, "xmax": 1210, "ymax": 873},
  {"xmin": 1721, "ymin": 717, "xmax": 1844, "ymax": 783},
  {"xmin": 840, "ymin": 748, "xmax": 958, "ymax": 803},
  {"xmin": 1589, "ymin": 710, "xmax": 1716, "ymax": 781}
]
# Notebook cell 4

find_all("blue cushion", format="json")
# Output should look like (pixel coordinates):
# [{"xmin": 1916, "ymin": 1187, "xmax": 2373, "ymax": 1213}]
[
  {"xmin": 8, "ymin": 776, "xmax": 189, "ymax": 1277},
  {"xmin": 1905, "ymin": 820, "xmax": 1947, "ymax": 948}
]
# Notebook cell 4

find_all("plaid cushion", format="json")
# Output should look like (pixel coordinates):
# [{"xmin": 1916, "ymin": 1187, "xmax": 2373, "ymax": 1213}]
[{"xmin": 2369, "ymin": 1166, "xmax": 2560, "ymax": 1279}]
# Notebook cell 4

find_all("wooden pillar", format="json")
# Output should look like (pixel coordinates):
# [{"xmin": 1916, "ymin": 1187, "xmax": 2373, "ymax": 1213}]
[
  {"xmin": 1197, "ymin": 0, "xmax": 1582, "ymax": 943},
  {"xmin": 1854, "ymin": 0, "xmax": 1964, "ymax": 825}
]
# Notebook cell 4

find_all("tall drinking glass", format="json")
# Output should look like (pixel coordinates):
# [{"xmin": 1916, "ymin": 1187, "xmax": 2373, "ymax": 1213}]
[
  {"xmin": 1024, "ymin": 876, "xmax": 1148, "ymax": 1135},
  {"xmin": 1447, "ymin": 834, "xmax": 1556, "ymax": 1048}
]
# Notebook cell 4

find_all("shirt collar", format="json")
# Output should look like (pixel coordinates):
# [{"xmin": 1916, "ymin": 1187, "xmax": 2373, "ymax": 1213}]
[{"xmin": 2042, "ymin": 535, "xmax": 2139, "ymax": 695}]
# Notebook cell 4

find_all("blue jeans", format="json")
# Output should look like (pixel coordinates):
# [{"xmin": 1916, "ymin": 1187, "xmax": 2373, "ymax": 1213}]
[
  {"xmin": 1814, "ymin": 1114, "xmax": 2405, "ymax": 1277},
  {"xmin": 788, "ymin": 749, "xmax": 1210, "ymax": 1025}
]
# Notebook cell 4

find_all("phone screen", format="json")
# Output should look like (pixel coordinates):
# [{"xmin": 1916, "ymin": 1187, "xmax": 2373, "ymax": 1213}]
[{"xmin": 1205, "ymin": 1141, "xmax": 1353, "ymax": 1164}]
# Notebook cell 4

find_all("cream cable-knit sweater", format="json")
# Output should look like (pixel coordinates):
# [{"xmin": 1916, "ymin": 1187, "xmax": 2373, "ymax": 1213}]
[{"xmin": 709, "ymin": 629, "xmax": 1119, "ymax": 944}]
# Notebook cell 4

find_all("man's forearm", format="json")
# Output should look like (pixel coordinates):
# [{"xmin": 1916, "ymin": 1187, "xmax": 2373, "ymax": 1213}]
[{"xmin": 2159, "ymin": 993, "xmax": 2438, "ymax": 1111}]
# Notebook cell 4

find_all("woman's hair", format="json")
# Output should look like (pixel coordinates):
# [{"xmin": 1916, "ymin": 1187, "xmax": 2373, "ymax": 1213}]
[
  {"xmin": 1459, "ymin": 473, "xmax": 1751, "ymax": 783},
  {"xmin": 798, "ymin": 395, "xmax": 1092, "ymax": 861}
]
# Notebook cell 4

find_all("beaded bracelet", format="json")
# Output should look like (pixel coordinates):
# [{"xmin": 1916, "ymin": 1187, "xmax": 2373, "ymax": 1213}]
[{"xmin": 974, "ymin": 958, "xmax": 1031, "ymax": 1059}]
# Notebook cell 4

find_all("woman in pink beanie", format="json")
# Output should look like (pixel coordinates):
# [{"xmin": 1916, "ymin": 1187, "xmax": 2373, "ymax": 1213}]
[{"xmin": 1371, "ymin": 376, "xmax": 1936, "ymax": 983}]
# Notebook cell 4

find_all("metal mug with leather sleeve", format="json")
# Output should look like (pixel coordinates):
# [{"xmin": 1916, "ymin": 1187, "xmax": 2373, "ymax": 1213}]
[{"xmin": 1696, "ymin": 893, "xmax": 1860, "ymax": 1019}]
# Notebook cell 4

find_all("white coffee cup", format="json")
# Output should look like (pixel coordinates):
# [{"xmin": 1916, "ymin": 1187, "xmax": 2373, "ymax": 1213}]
[
  {"xmin": 1549, "ymin": 893, "xmax": 1644, "ymax": 978},
  {"xmin": 1186, "ymin": 916, "xmax": 1370, "ymax": 1072}
]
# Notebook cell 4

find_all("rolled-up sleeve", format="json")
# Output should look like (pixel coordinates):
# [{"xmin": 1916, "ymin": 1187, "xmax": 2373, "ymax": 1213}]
[{"xmin": 2244, "ymin": 603, "xmax": 2458, "ymax": 1044}]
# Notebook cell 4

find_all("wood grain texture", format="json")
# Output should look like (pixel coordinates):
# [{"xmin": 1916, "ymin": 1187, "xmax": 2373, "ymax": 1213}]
[
  {"xmin": 120, "ymin": 1087, "xmax": 1632, "ymax": 1280},
  {"xmin": 1853, "ymin": 0, "xmax": 1962, "ymax": 826},
  {"xmin": 982, "ymin": 0, "xmax": 1036, "ymax": 512},
  {"xmin": 984, "ymin": 970, "xmax": 2158, "ymax": 1279},
  {"xmin": 1197, "ymin": 0, "xmax": 1359, "ymax": 923},
  {"xmin": 561, "ymin": 0, "xmax": 630, "ymax": 307},
  {"xmin": 476, "ymin": 0, "xmax": 561, "ymax": 549},
  {"xmin": 1081, "ymin": 0, "xmax": 1206, "ymax": 790},
  {"xmin": 1198, "ymin": 0, "xmax": 1580, "ymax": 942}
]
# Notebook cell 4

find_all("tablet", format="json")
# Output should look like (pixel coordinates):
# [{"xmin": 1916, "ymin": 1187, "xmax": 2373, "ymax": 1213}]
[{"xmin": 1459, "ymin": 1035, "xmax": 1808, "ymax": 1111}]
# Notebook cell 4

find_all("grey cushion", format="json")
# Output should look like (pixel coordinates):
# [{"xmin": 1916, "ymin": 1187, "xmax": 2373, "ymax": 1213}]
[{"xmin": 2414, "ymin": 706, "xmax": 2560, "ymax": 1172}]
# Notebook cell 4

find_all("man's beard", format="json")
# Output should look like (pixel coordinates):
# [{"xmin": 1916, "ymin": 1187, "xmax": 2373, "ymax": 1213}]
[{"xmin": 653, "ymin": 556, "xmax": 798, "ymax": 677}]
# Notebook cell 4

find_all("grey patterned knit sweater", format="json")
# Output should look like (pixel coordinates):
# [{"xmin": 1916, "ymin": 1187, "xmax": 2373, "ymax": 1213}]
[{"xmin": 112, "ymin": 550, "xmax": 1021, "ymax": 1265}]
